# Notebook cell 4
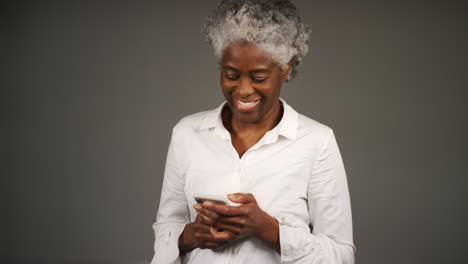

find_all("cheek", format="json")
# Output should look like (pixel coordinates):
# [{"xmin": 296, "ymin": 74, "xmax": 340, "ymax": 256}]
[
  {"xmin": 220, "ymin": 83, "xmax": 232, "ymax": 97},
  {"xmin": 220, "ymin": 78, "xmax": 237, "ymax": 94},
  {"xmin": 259, "ymin": 81, "xmax": 281, "ymax": 97},
  {"xmin": 270, "ymin": 78, "xmax": 283, "ymax": 96},
  {"xmin": 219, "ymin": 73, "xmax": 228, "ymax": 90}
]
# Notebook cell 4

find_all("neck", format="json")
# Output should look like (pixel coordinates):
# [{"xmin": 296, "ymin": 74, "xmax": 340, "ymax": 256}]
[{"xmin": 223, "ymin": 100, "xmax": 283, "ymax": 136}]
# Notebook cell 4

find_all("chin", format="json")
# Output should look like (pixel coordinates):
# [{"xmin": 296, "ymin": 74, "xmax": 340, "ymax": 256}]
[{"xmin": 233, "ymin": 111, "xmax": 261, "ymax": 124}]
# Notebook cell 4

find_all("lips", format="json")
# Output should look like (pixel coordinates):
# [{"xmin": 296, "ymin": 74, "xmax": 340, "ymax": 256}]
[{"xmin": 234, "ymin": 98, "xmax": 260, "ymax": 112}]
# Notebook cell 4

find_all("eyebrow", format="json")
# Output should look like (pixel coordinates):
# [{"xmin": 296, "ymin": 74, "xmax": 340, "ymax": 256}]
[{"xmin": 222, "ymin": 65, "xmax": 271, "ymax": 74}]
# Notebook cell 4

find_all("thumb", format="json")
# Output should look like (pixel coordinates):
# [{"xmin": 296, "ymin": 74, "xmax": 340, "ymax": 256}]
[{"xmin": 228, "ymin": 193, "xmax": 255, "ymax": 203}]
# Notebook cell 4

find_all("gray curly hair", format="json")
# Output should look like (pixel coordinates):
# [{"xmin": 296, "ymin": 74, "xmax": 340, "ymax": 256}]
[{"xmin": 203, "ymin": 0, "xmax": 311, "ymax": 79}]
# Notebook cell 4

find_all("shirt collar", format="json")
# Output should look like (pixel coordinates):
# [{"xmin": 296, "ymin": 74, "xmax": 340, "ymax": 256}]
[
  {"xmin": 198, "ymin": 101, "xmax": 226, "ymax": 131},
  {"xmin": 197, "ymin": 98, "xmax": 298, "ymax": 140},
  {"xmin": 277, "ymin": 98, "xmax": 299, "ymax": 140}
]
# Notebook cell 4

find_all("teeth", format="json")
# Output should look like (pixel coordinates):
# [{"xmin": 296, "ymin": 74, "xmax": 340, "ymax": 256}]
[{"xmin": 238, "ymin": 100, "xmax": 258, "ymax": 106}]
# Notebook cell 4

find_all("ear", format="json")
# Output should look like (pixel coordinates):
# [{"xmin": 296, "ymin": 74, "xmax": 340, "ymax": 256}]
[{"xmin": 281, "ymin": 63, "xmax": 291, "ymax": 83}]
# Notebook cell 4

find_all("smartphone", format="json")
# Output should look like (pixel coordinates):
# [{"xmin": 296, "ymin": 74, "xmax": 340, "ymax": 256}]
[{"xmin": 193, "ymin": 193, "xmax": 228, "ymax": 205}]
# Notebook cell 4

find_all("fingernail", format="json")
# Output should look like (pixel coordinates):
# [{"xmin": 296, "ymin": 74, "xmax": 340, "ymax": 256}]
[
  {"xmin": 203, "ymin": 201, "xmax": 213, "ymax": 206},
  {"xmin": 193, "ymin": 204, "xmax": 201, "ymax": 210},
  {"xmin": 228, "ymin": 194, "xmax": 236, "ymax": 199}
]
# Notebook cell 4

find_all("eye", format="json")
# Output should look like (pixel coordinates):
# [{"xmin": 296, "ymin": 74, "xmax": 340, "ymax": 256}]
[
  {"xmin": 226, "ymin": 75, "xmax": 239, "ymax": 81},
  {"xmin": 251, "ymin": 76, "xmax": 267, "ymax": 83}
]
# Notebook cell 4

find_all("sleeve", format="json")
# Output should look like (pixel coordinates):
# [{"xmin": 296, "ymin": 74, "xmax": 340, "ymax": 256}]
[
  {"xmin": 151, "ymin": 131, "xmax": 190, "ymax": 264},
  {"xmin": 278, "ymin": 130, "xmax": 355, "ymax": 264}
]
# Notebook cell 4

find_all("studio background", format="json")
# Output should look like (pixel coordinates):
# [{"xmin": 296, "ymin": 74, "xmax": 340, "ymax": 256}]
[{"xmin": 3, "ymin": 0, "xmax": 467, "ymax": 263}]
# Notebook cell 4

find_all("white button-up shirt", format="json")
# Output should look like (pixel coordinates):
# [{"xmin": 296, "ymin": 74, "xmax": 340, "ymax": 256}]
[{"xmin": 151, "ymin": 99, "xmax": 355, "ymax": 264}]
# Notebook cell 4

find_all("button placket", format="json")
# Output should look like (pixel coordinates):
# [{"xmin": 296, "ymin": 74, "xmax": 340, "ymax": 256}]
[
  {"xmin": 238, "ymin": 157, "xmax": 244, "ymax": 192},
  {"xmin": 240, "ymin": 150, "xmax": 254, "ymax": 192}
]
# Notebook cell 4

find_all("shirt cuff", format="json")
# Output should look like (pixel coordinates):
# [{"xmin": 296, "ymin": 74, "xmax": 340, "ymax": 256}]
[
  {"xmin": 151, "ymin": 222, "xmax": 187, "ymax": 264},
  {"xmin": 277, "ymin": 217, "xmax": 321, "ymax": 263}
]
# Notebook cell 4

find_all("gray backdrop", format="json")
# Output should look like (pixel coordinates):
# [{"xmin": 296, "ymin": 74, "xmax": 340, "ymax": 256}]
[{"xmin": 3, "ymin": 0, "xmax": 467, "ymax": 263}]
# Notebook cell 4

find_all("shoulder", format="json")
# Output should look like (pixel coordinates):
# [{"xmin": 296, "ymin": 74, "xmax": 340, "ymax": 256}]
[
  {"xmin": 171, "ymin": 106, "xmax": 218, "ymax": 137},
  {"xmin": 296, "ymin": 113, "xmax": 334, "ymax": 148},
  {"xmin": 172, "ymin": 112, "xmax": 205, "ymax": 134}
]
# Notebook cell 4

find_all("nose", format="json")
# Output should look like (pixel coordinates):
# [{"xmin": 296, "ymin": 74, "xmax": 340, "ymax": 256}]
[{"xmin": 236, "ymin": 76, "xmax": 255, "ymax": 97}]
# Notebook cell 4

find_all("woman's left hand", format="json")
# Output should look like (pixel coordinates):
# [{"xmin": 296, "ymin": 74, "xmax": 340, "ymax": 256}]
[{"xmin": 200, "ymin": 193, "xmax": 280, "ymax": 252}]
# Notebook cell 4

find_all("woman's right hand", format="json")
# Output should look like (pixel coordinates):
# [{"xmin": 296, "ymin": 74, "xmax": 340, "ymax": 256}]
[{"xmin": 178, "ymin": 204, "xmax": 236, "ymax": 255}]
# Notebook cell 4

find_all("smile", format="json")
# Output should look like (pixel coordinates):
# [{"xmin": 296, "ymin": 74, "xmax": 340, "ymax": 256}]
[{"xmin": 235, "ymin": 99, "xmax": 260, "ymax": 111}]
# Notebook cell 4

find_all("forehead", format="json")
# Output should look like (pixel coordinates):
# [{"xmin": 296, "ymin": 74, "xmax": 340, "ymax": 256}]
[{"xmin": 221, "ymin": 42, "xmax": 277, "ymax": 69}]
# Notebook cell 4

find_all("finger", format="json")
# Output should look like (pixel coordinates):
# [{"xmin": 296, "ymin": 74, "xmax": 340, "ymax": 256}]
[
  {"xmin": 198, "ymin": 212, "xmax": 215, "ymax": 225},
  {"xmin": 193, "ymin": 203, "xmax": 202, "ymax": 211},
  {"xmin": 195, "ymin": 214, "xmax": 202, "ymax": 223},
  {"xmin": 194, "ymin": 231, "xmax": 228, "ymax": 243},
  {"xmin": 218, "ymin": 216, "xmax": 248, "ymax": 226},
  {"xmin": 214, "ymin": 222, "xmax": 242, "ymax": 234},
  {"xmin": 209, "ymin": 226, "xmax": 237, "ymax": 240},
  {"xmin": 197, "ymin": 206, "xmax": 220, "ymax": 221},
  {"xmin": 203, "ymin": 201, "xmax": 248, "ymax": 217},
  {"xmin": 228, "ymin": 193, "xmax": 256, "ymax": 203},
  {"xmin": 200, "ymin": 241, "xmax": 224, "ymax": 249},
  {"xmin": 195, "ymin": 211, "xmax": 215, "ymax": 225},
  {"xmin": 193, "ymin": 222, "xmax": 212, "ymax": 233}
]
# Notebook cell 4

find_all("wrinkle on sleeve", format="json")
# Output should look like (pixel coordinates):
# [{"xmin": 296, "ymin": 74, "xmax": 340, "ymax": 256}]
[
  {"xmin": 151, "ymin": 130, "xmax": 190, "ymax": 264},
  {"xmin": 278, "ymin": 129, "xmax": 355, "ymax": 264}
]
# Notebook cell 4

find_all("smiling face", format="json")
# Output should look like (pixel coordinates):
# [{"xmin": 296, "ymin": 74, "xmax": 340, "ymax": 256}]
[{"xmin": 220, "ymin": 41, "xmax": 290, "ymax": 125}]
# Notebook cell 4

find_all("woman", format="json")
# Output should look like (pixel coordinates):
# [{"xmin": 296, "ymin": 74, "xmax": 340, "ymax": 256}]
[{"xmin": 151, "ymin": 1, "xmax": 355, "ymax": 263}]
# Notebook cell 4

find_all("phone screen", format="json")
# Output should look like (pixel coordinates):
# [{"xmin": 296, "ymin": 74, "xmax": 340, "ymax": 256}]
[{"xmin": 194, "ymin": 197, "xmax": 227, "ymax": 205}]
